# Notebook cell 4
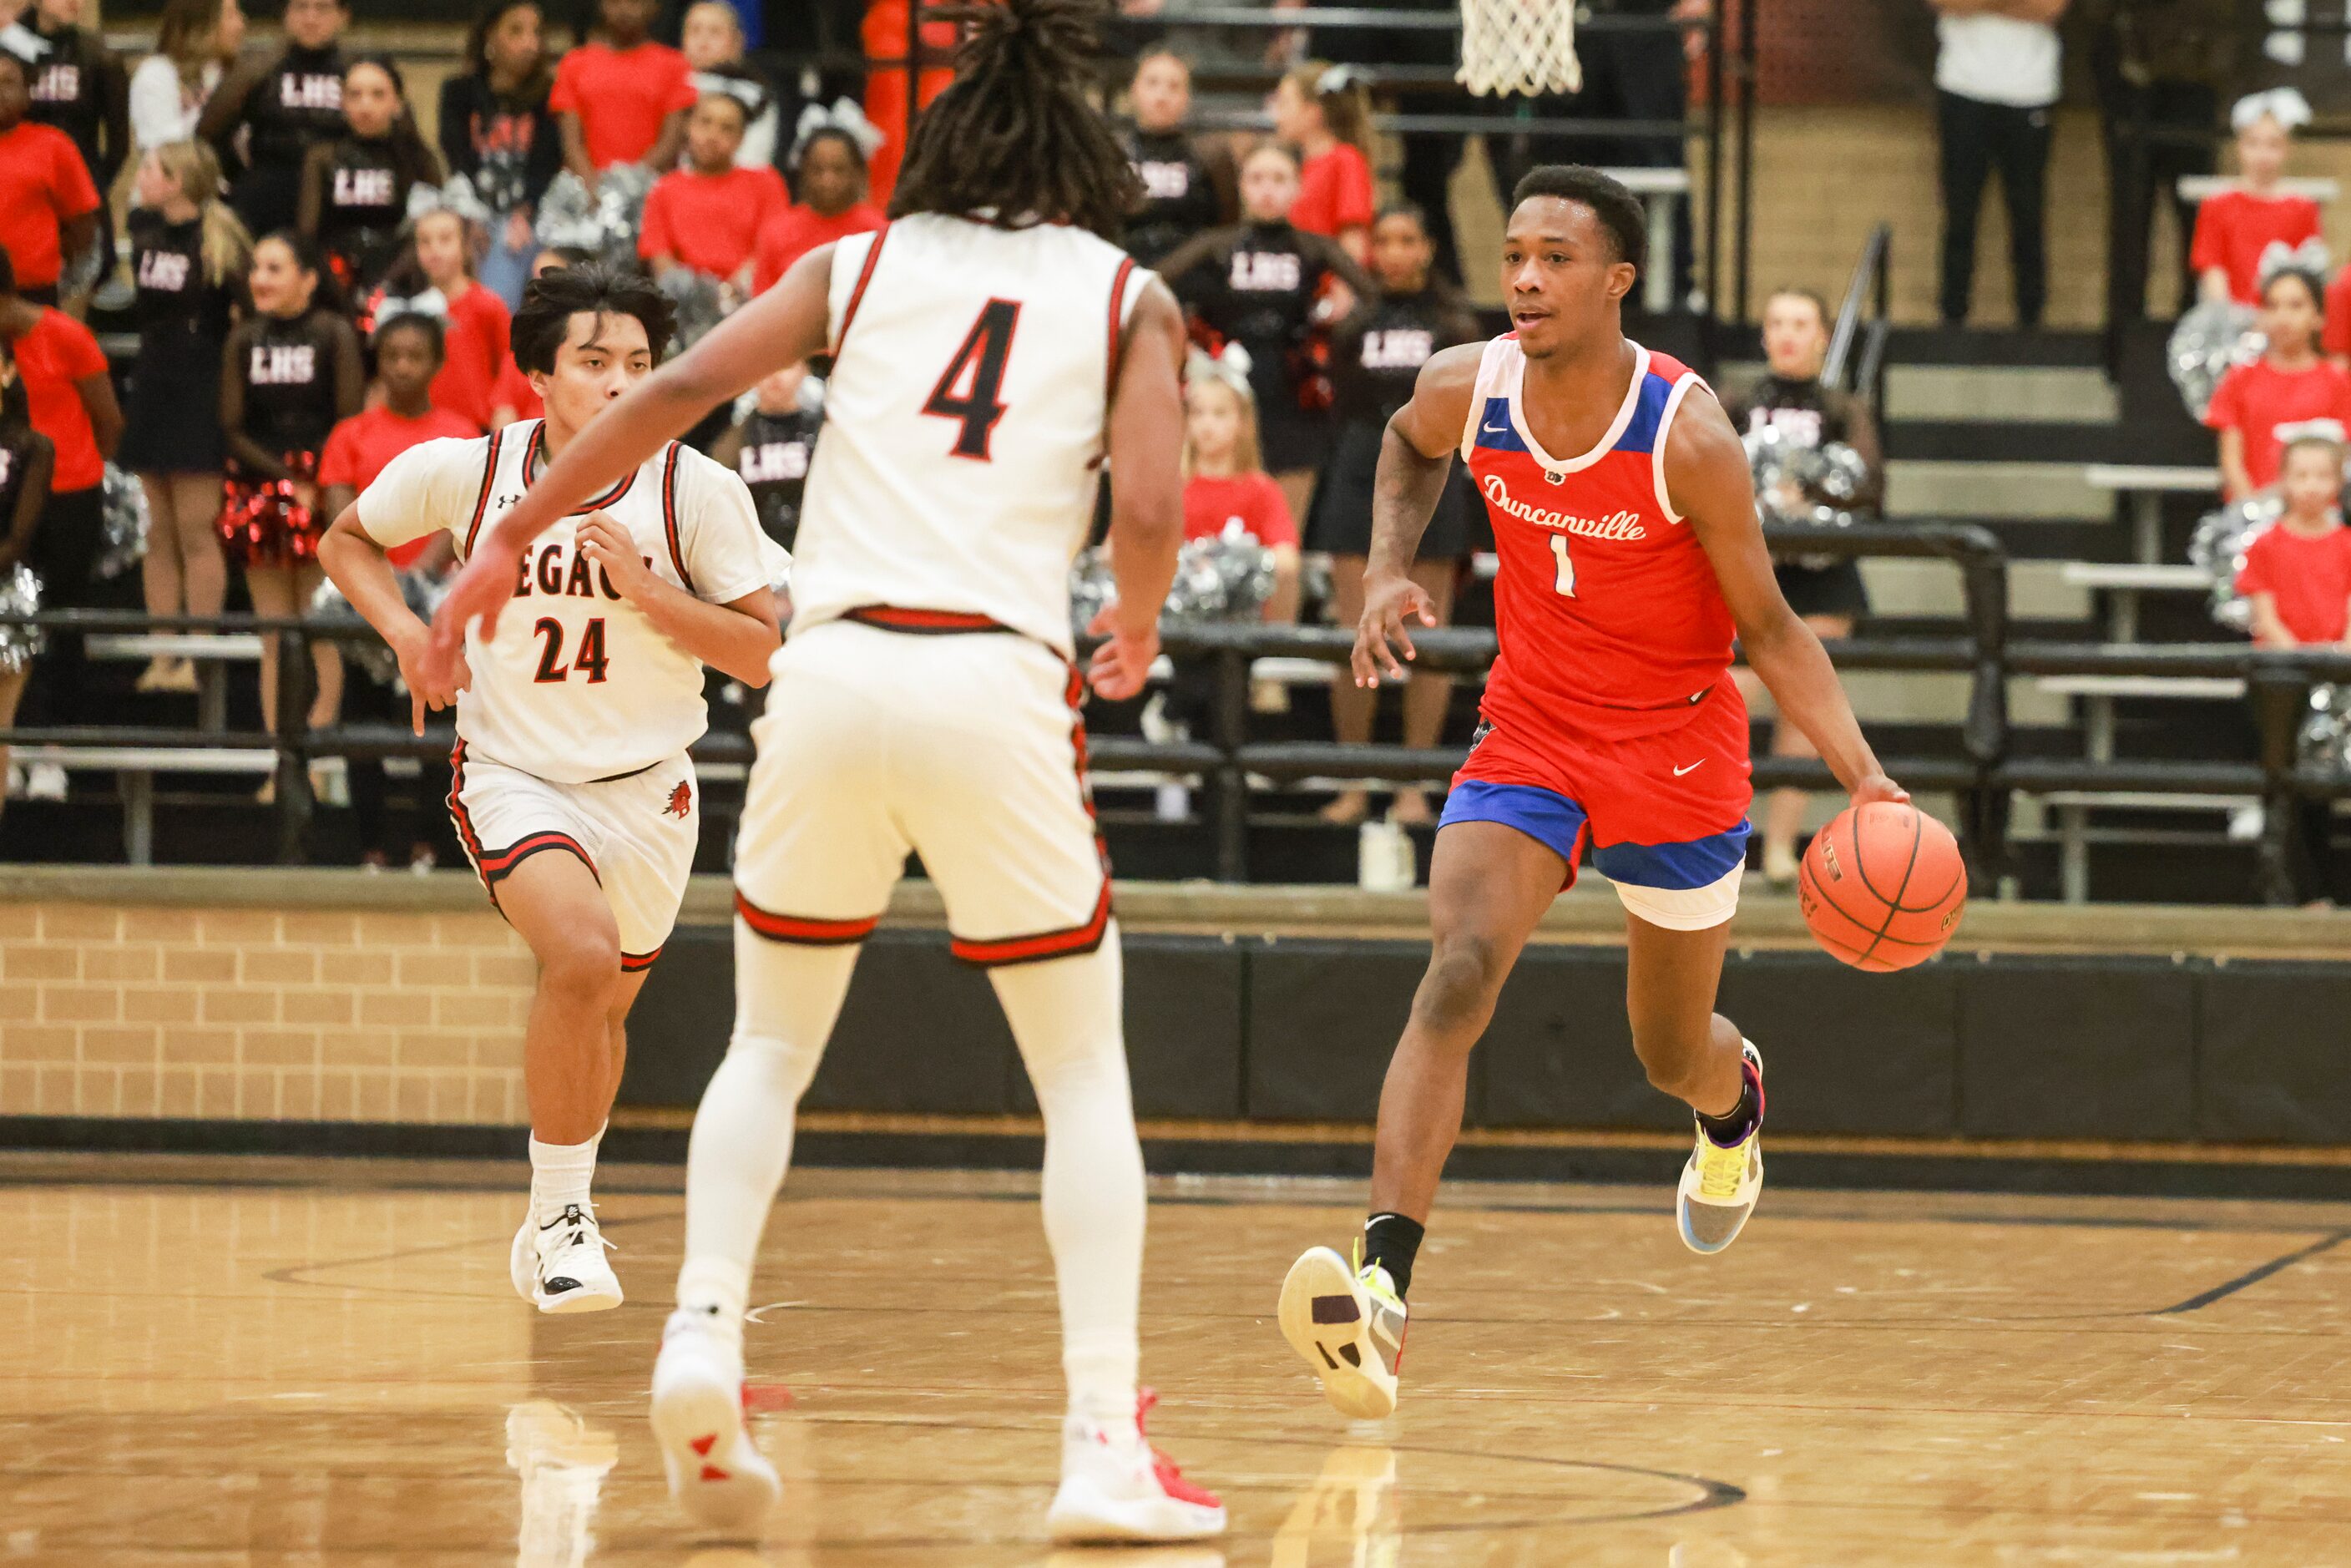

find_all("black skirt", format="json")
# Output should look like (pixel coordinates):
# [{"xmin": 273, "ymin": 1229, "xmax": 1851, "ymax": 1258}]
[
  {"xmin": 1775, "ymin": 558, "xmax": 1869, "ymax": 620},
  {"xmin": 1307, "ymin": 419, "xmax": 1474, "ymax": 559},
  {"xmin": 119, "ymin": 327, "xmax": 228, "ymax": 475},
  {"xmin": 1258, "ymin": 396, "xmax": 1332, "ymax": 477}
]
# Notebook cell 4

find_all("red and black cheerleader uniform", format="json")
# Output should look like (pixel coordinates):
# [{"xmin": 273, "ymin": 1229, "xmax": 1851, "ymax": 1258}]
[{"xmin": 217, "ymin": 306, "xmax": 364, "ymax": 565}]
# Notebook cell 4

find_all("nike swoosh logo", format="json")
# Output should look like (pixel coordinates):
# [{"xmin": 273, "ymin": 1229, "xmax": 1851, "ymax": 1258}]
[
  {"xmin": 1483, "ymin": 422, "xmax": 1507, "ymax": 433},
  {"xmin": 1673, "ymin": 761, "xmax": 1705, "ymax": 776}
]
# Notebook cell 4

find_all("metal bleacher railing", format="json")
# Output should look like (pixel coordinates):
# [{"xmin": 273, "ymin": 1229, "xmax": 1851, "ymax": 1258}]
[{"xmin": 12, "ymin": 525, "xmax": 2351, "ymax": 903}]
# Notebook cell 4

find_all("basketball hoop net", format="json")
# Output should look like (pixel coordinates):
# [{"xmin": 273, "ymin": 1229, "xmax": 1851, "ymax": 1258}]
[{"xmin": 1457, "ymin": 0, "xmax": 1583, "ymax": 98}]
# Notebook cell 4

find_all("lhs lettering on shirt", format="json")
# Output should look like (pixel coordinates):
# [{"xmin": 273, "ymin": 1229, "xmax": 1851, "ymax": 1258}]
[
  {"xmin": 138, "ymin": 250, "xmax": 191, "ymax": 291},
  {"xmin": 1361, "ymin": 329, "xmax": 1433, "ymax": 371},
  {"xmin": 280, "ymin": 73, "xmax": 342, "ymax": 110},
  {"xmin": 1136, "ymin": 160, "xmax": 1191, "ymax": 200},
  {"xmin": 513, "ymin": 540, "xmax": 634, "ymax": 601},
  {"xmin": 1747, "ymin": 407, "xmax": 1823, "ymax": 445},
  {"xmin": 31, "ymin": 63, "xmax": 77, "ymax": 103},
  {"xmin": 1229, "ymin": 250, "xmax": 1301, "ymax": 292},
  {"xmin": 333, "ymin": 167, "xmax": 394, "ymax": 207},
  {"xmin": 248, "ymin": 344, "xmax": 316, "ymax": 384},
  {"xmin": 740, "ymin": 441, "xmax": 809, "ymax": 484},
  {"xmin": 1480, "ymin": 473, "xmax": 1646, "ymax": 540}
]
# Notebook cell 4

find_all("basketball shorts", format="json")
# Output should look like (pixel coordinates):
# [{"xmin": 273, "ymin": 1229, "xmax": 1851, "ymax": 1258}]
[
  {"xmin": 447, "ymin": 742, "xmax": 700, "ymax": 970},
  {"xmin": 731, "ymin": 618, "xmax": 1111, "ymax": 964},
  {"xmin": 1439, "ymin": 685, "xmax": 1753, "ymax": 931}
]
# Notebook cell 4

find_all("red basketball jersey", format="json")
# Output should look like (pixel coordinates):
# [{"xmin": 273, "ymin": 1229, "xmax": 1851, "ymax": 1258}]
[{"xmin": 1461, "ymin": 336, "xmax": 1736, "ymax": 742}]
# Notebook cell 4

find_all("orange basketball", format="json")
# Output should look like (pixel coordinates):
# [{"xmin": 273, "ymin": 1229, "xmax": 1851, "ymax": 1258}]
[{"xmin": 1796, "ymin": 802, "xmax": 1967, "ymax": 972}]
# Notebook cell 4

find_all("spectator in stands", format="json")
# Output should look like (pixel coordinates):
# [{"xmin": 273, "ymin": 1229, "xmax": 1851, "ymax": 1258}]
[
  {"xmin": 680, "ymin": 0, "xmax": 778, "ymax": 170},
  {"xmin": 2206, "ymin": 266, "xmax": 2351, "ymax": 501},
  {"xmin": 751, "ymin": 115, "xmax": 882, "ymax": 293},
  {"xmin": 2085, "ymin": 0, "xmax": 2232, "ymax": 321},
  {"xmin": 0, "ymin": 50, "xmax": 99, "ymax": 306},
  {"xmin": 1312, "ymin": 203, "xmax": 1479, "ymax": 827},
  {"xmin": 200, "ymin": 0, "xmax": 351, "ymax": 241},
  {"xmin": 550, "ymin": 0, "xmax": 695, "ymax": 181},
  {"xmin": 15, "ymin": 0, "xmax": 128, "ymax": 292},
  {"xmin": 130, "ymin": 0, "xmax": 244, "ymax": 152},
  {"xmin": 0, "ymin": 334, "xmax": 53, "ymax": 815},
  {"xmin": 403, "ymin": 204, "xmax": 510, "ymax": 430},
  {"xmin": 0, "ymin": 245, "xmax": 119, "ymax": 791},
  {"xmin": 299, "ymin": 57, "xmax": 441, "ymax": 308},
  {"xmin": 1159, "ymin": 141, "xmax": 1373, "ymax": 532},
  {"xmin": 487, "ymin": 242, "xmax": 584, "ymax": 426},
  {"xmin": 1182, "ymin": 346, "xmax": 1302, "ymax": 623},
  {"xmin": 220, "ymin": 230, "xmax": 361, "ymax": 772},
  {"xmin": 1724, "ymin": 286, "xmax": 1888, "ymax": 888},
  {"xmin": 1932, "ymin": 0, "xmax": 2066, "ymax": 330},
  {"xmin": 1272, "ymin": 62, "xmax": 1373, "ymax": 266},
  {"xmin": 437, "ymin": 0, "xmax": 558, "ymax": 310},
  {"xmin": 639, "ymin": 93, "xmax": 786, "ymax": 290},
  {"xmin": 1119, "ymin": 48, "xmax": 1234, "ymax": 271},
  {"xmin": 2236, "ymin": 431, "xmax": 2351, "ymax": 903},
  {"xmin": 2193, "ymin": 89, "xmax": 2319, "ymax": 308},
  {"xmin": 317, "ymin": 311, "xmax": 472, "ymax": 870},
  {"xmin": 122, "ymin": 140, "xmax": 248, "ymax": 695},
  {"xmin": 707, "ymin": 361, "xmax": 817, "ymax": 550}
]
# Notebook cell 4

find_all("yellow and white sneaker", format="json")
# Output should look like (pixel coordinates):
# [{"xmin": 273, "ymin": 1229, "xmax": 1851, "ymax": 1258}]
[
  {"xmin": 1676, "ymin": 1040, "xmax": 1765, "ymax": 1255},
  {"xmin": 1279, "ymin": 1244, "xmax": 1408, "ymax": 1420}
]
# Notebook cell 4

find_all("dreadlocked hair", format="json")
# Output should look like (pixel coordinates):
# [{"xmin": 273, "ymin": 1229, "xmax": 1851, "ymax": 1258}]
[{"xmin": 889, "ymin": 0, "xmax": 1142, "ymax": 241}]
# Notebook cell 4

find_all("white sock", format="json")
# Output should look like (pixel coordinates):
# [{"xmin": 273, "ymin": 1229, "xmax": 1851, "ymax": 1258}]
[
  {"xmin": 528, "ymin": 1135, "xmax": 598, "ymax": 1226},
  {"xmin": 989, "ymin": 928, "xmax": 1144, "ymax": 1429},
  {"xmin": 675, "ymin": 923, "xmax": 850, "ymax": 1348}
]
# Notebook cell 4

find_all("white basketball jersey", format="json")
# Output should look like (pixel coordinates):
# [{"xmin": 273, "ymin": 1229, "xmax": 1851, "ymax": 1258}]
[
  {"xmin": 355, "ymin": 420, "xmax": 776, "ymax": 784},
  {"xmin": 790, "ymin": 215, "xmax": 1155, "ymax": 657}
]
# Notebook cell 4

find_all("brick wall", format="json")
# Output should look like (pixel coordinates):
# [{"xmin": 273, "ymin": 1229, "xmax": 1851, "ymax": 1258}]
[{"xmin": 0, "ymin": 896, "xmax": 537, "ymax": 1125}]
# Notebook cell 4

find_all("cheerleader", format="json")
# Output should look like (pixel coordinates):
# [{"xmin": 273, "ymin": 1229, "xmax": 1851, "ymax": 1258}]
[
  {"xmin": 0, "ymin": 336, "xmax": 55, "ymax": 818},
  {"xmin": 1159, "ymin": 141, "xmax": 1373, "ymax": 531},
  {"xmin": 707, "ymin": 362, "xmax": 820, "ymax": 553},
  {"xmin": 297, "ymin": 57, "xmax": 442, "ymax": 308},
  {"xmin": 1312, "ymin": 203, "xmax": 1479, "ymax": 827},
  {"xmin": 1271, "ymin": 61, "xmax": 1374, "ymax": 266},
  {"xmin": 2207, "ymin": 266, "xmax": 2351, "ymax": 501},
  {"xmin": 219, "ymin": 231, "xmax": 362, "ymax": 762},
  {"xmin": 2192, "ymin": 89, "xmax": 2319, "ymax": 308},
  {"xmin": 1120, "ymin": 48, "xmax": 1234, "ymax": 269},
  {"xmin": 198, "ymin": 0, "xmax": 349, "ymax": 240},
  {"xmin": 1723, "ymin": 287, "xmax": 1888, "ymax": 888},
  {"xmin": 121, "ymin": 139, "xmax": 250, "ymax": 695}
]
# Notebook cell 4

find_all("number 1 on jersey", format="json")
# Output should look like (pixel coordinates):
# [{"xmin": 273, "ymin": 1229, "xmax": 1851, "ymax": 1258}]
[
  {"xmin": 1550, "ymin": 534, "xmax": 1577, "ymax": 598},
  {"xmin": 923, "ymin": 299, "xmax": 1022, "ymax": 461}
]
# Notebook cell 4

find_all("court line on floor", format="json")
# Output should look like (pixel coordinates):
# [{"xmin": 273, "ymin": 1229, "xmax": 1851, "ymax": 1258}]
[{"xmin": 2148, "ymin": 1228, "xmax": 2351, "ymax": 1316}]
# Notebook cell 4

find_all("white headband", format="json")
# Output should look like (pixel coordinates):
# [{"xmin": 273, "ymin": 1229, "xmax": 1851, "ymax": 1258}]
[
  {"xmin": 2257, "ymin": 236, "xmax": 2332, "ymax": 289},
  {"xmin": 1186, "ymin": 341, "xmax": 1254, "ymax": 397},
  {"xmin": 790, "ymin": 98, "xmax": 884, "ymax": 170},
  {"xmin": 2233, "ymin": 87, "xmax": 2313, "ymax": 133}
]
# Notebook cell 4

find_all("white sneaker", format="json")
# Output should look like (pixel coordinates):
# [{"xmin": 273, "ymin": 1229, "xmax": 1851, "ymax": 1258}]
[
  {"xmin": 1047, "ymin": 1390, "xmax": 1226, "ymax": 1544},
  {"xmin": 1676, "ymin": 1040, "xmax": 1766, "ymax": 1255},
  {"xmin": 23, "ymin": 761, "xmax": 65, "ymax": 801},
  {"xmin": 510, "ymin": 1201, "xmax": 623, "ymax": 1313},
  {"xmin": 1279, "ymin": 1245, "xmax": 1408, "ymax": 1420},
  {"xmin": 650, "ymin": 1307, "xmax": 780, "ymax": 1535}
]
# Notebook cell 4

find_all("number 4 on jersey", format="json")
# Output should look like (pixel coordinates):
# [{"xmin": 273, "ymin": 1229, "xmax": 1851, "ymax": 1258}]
[{"xmin": 923, "ymin": 299, "xmax": 1021, "ymax": 460}]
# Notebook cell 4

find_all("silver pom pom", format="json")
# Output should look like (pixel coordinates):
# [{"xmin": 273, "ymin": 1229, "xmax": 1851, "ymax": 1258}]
[
  {"xmin": 533, "ymin": 165, "xmax": 656, "ymax": 271},
  {"xmin": 2168, "ymin": 300, "xmax": 2264, "ymax": 422},
  {"xmin": 2188, "ymin": 494, "xmax": 2284, "ymax": 631},
  {"xmin": 1748, "ymin": 428, "xmax": 1867, "ymax": 567},
  {"xmin": 2299, "ymin": 682, "xmax": 2351, "ymax": 776},
  {"xmin": 0, "ymin": 563, "xmax": 44, "ymax": 675},
  {"xmin": 308, "ymin": 569, "xmax": 444, "ymax": 685},
  {"xmin": 94, "ymin": 463, "xmax": 149, "ymax": 580},
  {"xmin": 655, "ymin": 268, "xmax": 731, "ymax": 353}
]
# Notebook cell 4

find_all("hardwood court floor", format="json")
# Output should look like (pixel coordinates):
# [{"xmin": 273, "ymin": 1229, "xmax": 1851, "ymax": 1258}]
[{"xmin": 6, "ymin": 1155, "xmax": 2351, "ymax": 1565}]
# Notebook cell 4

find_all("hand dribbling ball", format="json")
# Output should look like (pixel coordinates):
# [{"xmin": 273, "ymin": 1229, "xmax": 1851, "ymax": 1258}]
[{"xmin": 1797, "ymin": 802, "xmax": 1966, "ymax": 972}]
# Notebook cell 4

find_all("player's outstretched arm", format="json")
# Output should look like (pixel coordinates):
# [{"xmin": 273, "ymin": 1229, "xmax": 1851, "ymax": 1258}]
[
  {"xmin": 1666, "ymin": 387, "xmax": 1909, "ymax": 809},
  {"xmin": 1355, "ymin": 341, "xmax": 1479, "ymax": 689},
  {"xmin": 1089, "ymin": 278, "xmax": 1187, "ymax": 701}
]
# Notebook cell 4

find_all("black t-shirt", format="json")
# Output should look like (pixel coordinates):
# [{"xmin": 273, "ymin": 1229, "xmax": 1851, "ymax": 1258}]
[
  {"xmin": 1327, "ymin": 286, "xmax": 1479, "ymax": 428},
  {"xmin": 1122, "ymin": 127, "xmax": 1225, "ymax": 269},
  {"xmin": 23, "ymin": 20, "xmax": 126, "ymax": 187},
  {"xmin": 235, "ymin": 309, "xmax": 351, "ymax": 455},
  {"xmin": 316, "ymin": 136, "xmax": 414, "ymax": 293},
  {"xmin": 1160, "ymin": 220, "xmax": 1363, "ymax": 409},
  {"xmin": 437, "ymin": 72, "xmax": 560, "ymax": 215},
  {"xmin": 228, "ymin": 42, "xmax": 349, "ymax": 175},
  {"xmin": 127, "ymin": 209, "xmax": 239, "ymax": 343},
  {"xmin": 732, "ymin": 407, "xmax": 818, "ymax": 547}
]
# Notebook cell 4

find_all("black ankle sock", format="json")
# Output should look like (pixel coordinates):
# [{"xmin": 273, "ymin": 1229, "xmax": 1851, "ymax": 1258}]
[
  {"xmin": 1696, "ymin": 1062, "xmax": 1760, "ymax": 1146},
  {"xmin": 1363, "ymin": 1211, "xmax": 1424, "ymax": 1297}
]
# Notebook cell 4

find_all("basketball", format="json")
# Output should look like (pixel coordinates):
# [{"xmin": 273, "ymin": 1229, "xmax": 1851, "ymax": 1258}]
[{"xmin": 1797, "ymin": 802, "xmax": 1968, "ymax": 972}]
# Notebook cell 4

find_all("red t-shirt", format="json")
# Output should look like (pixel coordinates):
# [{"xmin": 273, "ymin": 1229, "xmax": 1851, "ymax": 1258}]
[
  {"xmin": 2323, "ymin": 268, "xmax": 2351, "ymax": 360},
  {"xmin": 640, "ymin": 164, "xmax": 789, "ymax": 281},
  {"xmin": 1183, "ymin": 471, "xmax": 1297, "ymax": 547},
  {"xmin": 2191, "ymin": 189, "xmax": 2323, "ymax": 306},
  {"xmin": 1291, "ymin": 143, "xmax": 1375, "ymax": 241},
  {"xmin": 2205, "ymin": 357, "xmax": 2351, "ymax": 493},
  {"xmin": 0, "ymin": 121, "xmax": 101, "ymax": 290},
  {"xmin": 751, "ymin": 203, "xmax": 887, "ymax": 293},
  {"xmin": 430, "ymin": 284, "xmax": 510, "ymax": 432},
  {"xmin": 492, "ymin": 357, "xmax": 542, "ymax": 425},
  {"xmin": 548, "ymin": 41, "xmax": 698, "ymax": 169},
  {"xmin": 13, "ymin": 308, "xmax": 105, "ymax": 491},
  {"xmin": 2237, "ymin": 521, "xmax": 2351, "ymax": 643},
  {"xmin": 320, "ymin": 404, "xmax": 481, "ymax": 567}
]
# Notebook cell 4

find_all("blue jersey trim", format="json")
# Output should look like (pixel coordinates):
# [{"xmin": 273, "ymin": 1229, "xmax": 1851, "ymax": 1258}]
[
  {"xmin": 1611, "ymin": 372, "xmax": 1675, "ymax": 457},
  {"xmin": 1438, "ymin": 780, "xmax": 1587, "ymax": 864},
  {"xmin": 1591, "ymin": 822, "xmax": 1753, "ymax": 890},
  {"xmin": 1471, "ymin": 397, "xmax": 1528, "ymax": 453}
]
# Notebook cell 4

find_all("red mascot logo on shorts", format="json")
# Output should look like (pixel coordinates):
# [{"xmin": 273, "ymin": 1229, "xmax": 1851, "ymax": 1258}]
[{"xmin": 664, "ymin": 781, "xmax": 693, "ymax": 819}]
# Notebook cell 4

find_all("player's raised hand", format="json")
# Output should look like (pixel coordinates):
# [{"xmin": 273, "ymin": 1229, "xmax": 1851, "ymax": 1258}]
[
  {"xmin": 1085, "ymin": 604, "xmax": 1160, "ymax": 701},
  {"xmin": 425, "ymin": 538, "xmax": 523, "ymax": 697},
  {"xmin": 1352, "ymin": 572, "xmax": 1437, "ymax": 689},
  {"xmin": 1850, "ymin": 773, "xmax": 1910, "ymax": 809},
  {"xmin": 575, "ymin": 513, "xmax": 656, "ymax": 600}
]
